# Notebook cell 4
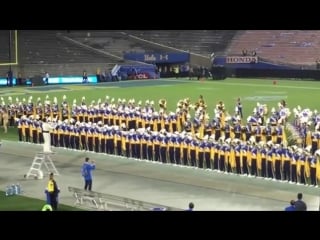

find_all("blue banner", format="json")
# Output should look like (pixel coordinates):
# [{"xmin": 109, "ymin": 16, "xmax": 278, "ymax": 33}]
[
  {"xmin": 0, "ymin": 78, "xmax": 16, "ymax": 86},
  {"xmin": 0, "ymin": 76, "xmax": 97, "ymax": 86},
  {"xmin": 123, "ymin": 52, "xmax": 190, "ymax": 63},
  {"xmin": 43, "ymin": 76, "xmax": 97, "ymax": 84}
]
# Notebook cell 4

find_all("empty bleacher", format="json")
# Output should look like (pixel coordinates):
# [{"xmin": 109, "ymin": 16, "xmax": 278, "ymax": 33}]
[
  {"xmin": 125, "ymin": 30, "xmax": 237, "ymax": 56},
  {"xmin": 19, "ymin": 30, "xmax": 115, "ymax": 65},
  {"xmin": 0, "ymin": 30, "xmax": 11, "ymax": 63},
  {"xmin": 0, "ymin": 30, "xmax": 128, "ymax": 78},
  {"xmin": 65, "ymin": 30, "xmax": 237, "ymax": 57},
  {"xmin": 63, "ymin": 30, "xmax": 149, "ymax": 57},
  {"xmin": 227, "ymin": 30, "xmax": 320, "ymax": 67}
]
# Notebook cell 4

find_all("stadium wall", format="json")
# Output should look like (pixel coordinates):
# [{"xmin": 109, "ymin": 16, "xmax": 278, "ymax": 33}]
[{"xmin": 212, "ymin": 56, "xmax": 320, "ymax": 80}]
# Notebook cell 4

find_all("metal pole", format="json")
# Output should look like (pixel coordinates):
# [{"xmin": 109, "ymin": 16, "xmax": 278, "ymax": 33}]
[{"xmin": 8, "ymin": 30, "xmax": 12, "ymax": 71}]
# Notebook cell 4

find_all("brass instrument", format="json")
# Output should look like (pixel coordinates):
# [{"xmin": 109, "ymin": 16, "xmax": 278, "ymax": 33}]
[{"xmin": 158, "ymin": 99, "xmax": 167, "ymax": 110}]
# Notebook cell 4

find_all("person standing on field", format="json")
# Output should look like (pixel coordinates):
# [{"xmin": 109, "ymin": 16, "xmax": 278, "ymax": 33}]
[
  {"xmin": 46, "ymin": 172, "xmax": 59, "ymax": 211},
  {"xmin": 2, "ymin": 109, "xmax": 9, "ymax": 133},
  {"xmin": 82, "ymin": 157, "xmax": 96, "ymax": 191}
]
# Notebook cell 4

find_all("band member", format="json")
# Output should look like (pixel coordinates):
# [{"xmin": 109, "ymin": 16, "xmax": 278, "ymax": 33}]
[
  {"xmin": 42, "ymin": 118, "xmax": 55, "ymax": 153},
  {"xmin": 2, "ymin": 109, "xmax": 9, "ymax": 133},
  {"xmin": 236, "ymin": 97, "xmax": 243, "ymax": 119},
  {"xmin": 159, "ymin": 99, "xmax": 167, "ymax": 114}
]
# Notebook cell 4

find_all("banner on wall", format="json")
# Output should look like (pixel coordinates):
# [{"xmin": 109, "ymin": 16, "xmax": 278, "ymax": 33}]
[
  {"xmin": 123, "ymin": 52, "xmax": 190, "ymax": 63},
  {"xmin": 0, "ymin": 76, "xmax": 97, "ymax": 86},
  {"xmin": 226, "ymin": 56, "xmax": 258, "ymax": 64}
]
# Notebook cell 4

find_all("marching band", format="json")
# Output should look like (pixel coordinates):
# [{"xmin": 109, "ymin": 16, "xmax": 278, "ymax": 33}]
[{"xmin": 1, "ymin": 94, "xmax": 320, "ymax": 187}]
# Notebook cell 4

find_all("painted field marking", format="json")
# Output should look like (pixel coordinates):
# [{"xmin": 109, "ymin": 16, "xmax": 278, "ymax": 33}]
[
  {"xmin": 26, "ymin": 88, "xmax": 70, "ymax": 94},
  {"xmin": 197, "ymin": 87, "xmax": 218, "ymax": 90},
  {"xmin": 157, "ymin": 79, "xmax": 320, "ymax": 91},
  {"xmin": 244, "ymin": 95, "xmax": 288, "ymax": 102},
  {"xmin": 255, "ymin": 91, "xmax": 287, "ymax": 95},
  {"xmin": 93, "ymin": 86, "xmax": 119, "ymax": 89},
  {"xmin": 0, "ymin": 92, "xmax": 25, "ymax": 97},
  {"xmin": 214, "ymin": 81, "xmax": 320, "ymax": 90}
]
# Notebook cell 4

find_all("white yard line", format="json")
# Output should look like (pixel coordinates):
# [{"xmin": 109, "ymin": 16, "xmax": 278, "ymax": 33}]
[
  {"xmin": 161, "ymin": 79, "xmax": 320, "ymax": 90},
  {"xmin": 197, "ymin": 87, "xmax": 218, "ymax": 90},
  {"xmin": 214, "ymin": 81, "xmax": 320, "ymax": 90},
  {"xmin": 255, "ymin": 91, "xmax": 287, "ymax": 94}
]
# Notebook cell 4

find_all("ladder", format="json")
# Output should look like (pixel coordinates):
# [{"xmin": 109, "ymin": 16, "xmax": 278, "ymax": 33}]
[{"xmin": 25, "ymin": 152, "xmax": 59, "ymax": 179}]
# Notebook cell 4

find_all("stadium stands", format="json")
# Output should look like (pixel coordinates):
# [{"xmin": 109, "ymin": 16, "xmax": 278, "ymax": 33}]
[
  {"xmin": 19, "ymin": 30, "xmax": 114, "ymax": 64},
  {"xmin": 227, "ymin": 30, "xmax": 320, "ymax": 67},
  {"xmin": 4, "ymin": 30, "xmax": 320, "ymax": 80},
  {"xmin": 125, "ymin": 30, "xmax": 237, "ymax": 56},
  {"xmin": 0, "ymin": 30, "xmax": 124, "ymax": 78},
  {"xmin": 0, "ymin": 30, "xmax": 11, "ymax": 63},
  {"xmin": 63, "ymin": 30, "xmax": 150, "ymax": 57}
]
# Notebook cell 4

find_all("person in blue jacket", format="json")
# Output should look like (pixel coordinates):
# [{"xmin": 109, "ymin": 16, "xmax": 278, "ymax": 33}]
[
  {"xmin": 82, "ymin": 157, "xmax": 96, "ymax": 191},
  {"xmin": 284, "ymin": 200, "xmax": 296, "ymax": 211}
]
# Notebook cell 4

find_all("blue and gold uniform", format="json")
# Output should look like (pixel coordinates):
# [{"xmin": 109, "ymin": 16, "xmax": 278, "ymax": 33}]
[
  {"xmin": 168, "ymin": 135, "xmax": 175, "ymax": 164},
  {"xmin": 174, "ymin": 135, "xmax": 182, "ymax": 165},
  {"xmin": 291, "ymin": 151, "xmax": 298, "ymax": 184},
  {"xmin": 197, "ymin": 140, "xmax": 205, "ymax": 169},
  {"xmin": 309, "ymin": 155, "xmax": 317, "ymax": 186},
  {"xmin": 147, "ymin": 133, "xmax": 154, "ymax": 161},
  {"xmin": 274, "ymin": 146, "xmax": 282, "ymax": 180},
  {"xmin": 153, "ymin": 134, "xmax": 161, "ymax": 162},
  {"xmin": 189, "ymin": 139, "xmax": 197, "ymax": 167},
  {"xmin": 241, "ymin": 143, "xmax": 249, "ymax": 175},
  {"xmin": 141, "ymin": 133, "xmax": 148, "ymax": 160},
  {"xmin": 101, "ymin": 127, "xmax": 108, "ymax": 154},
  {"xmin": 94, "ymin": 127, "xmax": 101, "ymax": 153},
  {"xmin": 297, "ymin": 153, "xmax": 306, "ymax": 185},
  {"xmin": 250, "ymin": 145, "xmax": 258, "ymax": 177},
  {"xmin": 182, "ymin": 137, "xmax": 190, "ymax": 166},
  {"xmin": 204, "ymin": 141, "xmax": 211, "ymax": 169},
  {"xmin": 266, "ymin": 147, "xmax": 274, "ymax": 179},
  {"xmin": 281, "ymin": 147, "xmax": 290, "ymax": 181},
  {"xmin": 260, "ymin": 147, "xmax": 267, "ymax": 178}
]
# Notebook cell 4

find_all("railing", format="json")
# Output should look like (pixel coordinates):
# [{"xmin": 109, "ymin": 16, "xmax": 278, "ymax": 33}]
[{"xmin": 68, "ymin": 186, "xmax": 183, "ymax": 211}]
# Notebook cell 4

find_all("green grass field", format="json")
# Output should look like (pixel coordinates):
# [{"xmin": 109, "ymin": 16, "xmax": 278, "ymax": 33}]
[{"xmin": 0, "ymin": 191, "xmax": 83, "ymax": 211}]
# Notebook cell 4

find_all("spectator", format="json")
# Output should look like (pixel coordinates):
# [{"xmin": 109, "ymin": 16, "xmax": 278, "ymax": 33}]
[
  {"xmin": 44, "ymin": 72, "xmax": 49, "ymax": 85},
  {"xmin": 186, "ymin": 202, "xmax": 194, "ymax": 211},
  {"xmin": 82, "ymin": 70, "xmax": 88, "ymax": 83},
  {"xmin": 111, "ymin": 70, "xmax": 119, "ymax": 82},
  {"xmin": 96, "ymin": 68, "xmax": 101, "ymax": 82},
  {"xmin": 17, "ymin": 72, "xmax": 23, "ymax": 85},
  {"xmin": 294, "ymin": 193, "xmax": 307, "ymax": 211},
  {"xmin": 7, "ymin": 70, "xmax": 13, "ymax": 87},
  {"xmin": 284, "ymin": 200, "xmax": 295, "ymax": 211},
  {"xmin": 316, "ymin": 58, "xmax": 320, "ymax": 70},
  {"xmin": 189, "ymin": 66, "xmax": 194, "ymax": 80},
  {"xmin": 236, "ymin": 97, "xmax": 243, "ymax": 119},
  {"xmin": 242, "ymin": 49, "xmax": 248, "ymax": 56}
]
